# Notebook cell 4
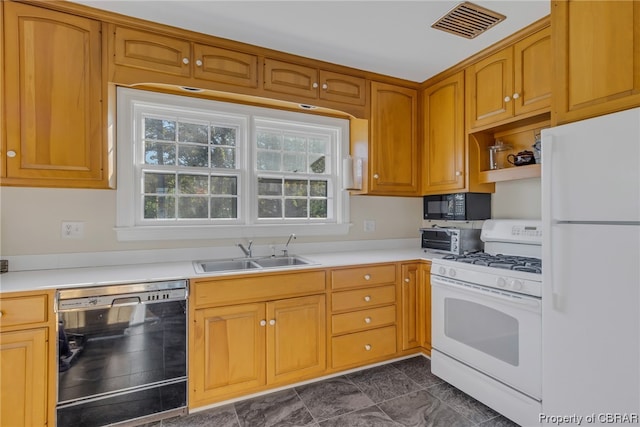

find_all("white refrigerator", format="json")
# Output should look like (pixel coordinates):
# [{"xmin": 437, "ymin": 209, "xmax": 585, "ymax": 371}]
[{"xmin": 541, "ymin": 107, "xmax": 640, "ymax": 422}]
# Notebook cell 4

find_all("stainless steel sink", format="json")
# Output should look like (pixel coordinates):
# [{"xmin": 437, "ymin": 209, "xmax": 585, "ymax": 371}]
[
  {"xmin": 253, "ymin": 256, "xmax": 312, "ymax": 268},
  {"xmin": 193, "ymin": 255, "xmax": 313, "ymax": 274}
]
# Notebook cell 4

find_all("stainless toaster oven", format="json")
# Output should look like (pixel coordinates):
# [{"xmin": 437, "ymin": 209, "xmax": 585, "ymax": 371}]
[{"xmin": 420, "ymin": 227, "xmax": 483, "ymax": 255}]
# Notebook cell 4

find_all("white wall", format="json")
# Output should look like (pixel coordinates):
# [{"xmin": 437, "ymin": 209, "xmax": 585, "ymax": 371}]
[{"xmin": 0, "ymin": 187, "xmax": 422, "ymax": 256}]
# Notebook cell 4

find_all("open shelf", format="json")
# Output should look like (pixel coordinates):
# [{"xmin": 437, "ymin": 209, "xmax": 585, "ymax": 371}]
[{"xmin": 477, "ymin": 163, "xmax": 541, "ymax": 183}]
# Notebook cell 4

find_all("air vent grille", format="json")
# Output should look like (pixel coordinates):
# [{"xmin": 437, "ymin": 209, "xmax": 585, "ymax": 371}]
[{"xmin": 432, "ymin": 2, "xmax": 506, "ymax": 39}]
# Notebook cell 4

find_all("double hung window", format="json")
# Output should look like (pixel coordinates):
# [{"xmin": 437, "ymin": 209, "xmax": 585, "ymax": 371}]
[{"xmin": 116, "ymin": 88, "xmax": 349, "ymax": 240}]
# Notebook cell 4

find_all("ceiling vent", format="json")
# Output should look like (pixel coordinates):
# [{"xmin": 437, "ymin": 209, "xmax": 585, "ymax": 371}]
[{"xmin": 431, "ymin": 2, "xmax": 506, "ymax": 39}]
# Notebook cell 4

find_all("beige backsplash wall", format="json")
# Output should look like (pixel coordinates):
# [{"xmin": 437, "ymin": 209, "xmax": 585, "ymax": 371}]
[{"xmin": 0, "ymin": 187, "xmax": 422, "ymax": 256}]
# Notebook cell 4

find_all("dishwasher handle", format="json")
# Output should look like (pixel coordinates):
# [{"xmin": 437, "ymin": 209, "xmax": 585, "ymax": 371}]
[{"xmin": 111, "ymin": 296, "xmax": 142, "ymax": 307}]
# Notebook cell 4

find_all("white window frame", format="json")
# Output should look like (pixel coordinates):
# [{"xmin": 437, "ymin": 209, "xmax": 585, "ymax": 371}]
[{"xmin": 116, "ymin": 88, "xmax": 350, "ymax": 241}]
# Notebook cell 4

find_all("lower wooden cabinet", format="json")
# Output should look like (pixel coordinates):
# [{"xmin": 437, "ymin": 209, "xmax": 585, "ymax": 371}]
[
  {"xmin": 419, "ymin": 263, "xmax": 432, "ymax": 352},
  {"xmin": 400, "ymin": 263, "xmax": 420, "ymax": 351},
  {"xmin": 191, "ymin": 294, "xmax": 325, "ymax": 405}
]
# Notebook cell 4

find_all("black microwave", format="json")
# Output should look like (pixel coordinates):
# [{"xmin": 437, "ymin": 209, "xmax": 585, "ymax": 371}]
[{"xmin": 423, "ymin": 193, "xmax": 491, "ymax": 221}]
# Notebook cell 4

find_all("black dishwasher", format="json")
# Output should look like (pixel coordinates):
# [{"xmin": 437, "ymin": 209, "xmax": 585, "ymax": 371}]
[{"xmin": 56, "ymin": 280, "xmax": 188, "ymax": 426}]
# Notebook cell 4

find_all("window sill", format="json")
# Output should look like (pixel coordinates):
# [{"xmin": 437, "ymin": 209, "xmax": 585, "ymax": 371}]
[{"xmin": 115, "ymin": 223, "xmax": 352, "ymax": 241}]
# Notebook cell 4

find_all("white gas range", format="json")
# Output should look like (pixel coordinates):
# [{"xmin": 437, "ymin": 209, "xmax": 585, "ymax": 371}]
[{"xmin": 430, "ymin": 219, "xmax": 542, "ymax": 427}]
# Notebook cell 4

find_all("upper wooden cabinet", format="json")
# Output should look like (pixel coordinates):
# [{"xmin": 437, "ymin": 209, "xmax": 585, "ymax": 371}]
[
  {"xmin": 2, "ymin": 2, "xmax": 109, "ymax": 188},
  {"xmin": 369, "ymin": 82, "xmax": 419, "ymax": 196},
  {"xmin": 421, "ymin": 71, "xmax": 465, "ymax": 194},
  {"xmin": 264, "ymin": 58, "xmax": 366, "ymax": 106},
  {"xmin": 113, "ymin": 26, "xmax": 259, "ymax": 88},
  {"xmin": 466, "ymin": 26, "xmax": 551, "ymax": 130},
  {"xmin": 552, "ymin": 1, "xmax": 640, "ymax": 124}
]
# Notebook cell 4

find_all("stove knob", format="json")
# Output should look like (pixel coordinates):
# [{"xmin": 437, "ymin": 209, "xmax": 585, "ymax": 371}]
[
  {"xmin": 448, "ymin": 268, "xmax": 456, "ymax": 278},
  {"xmin": 511, "ymin": 279, "xmax": 524, "ymax": 290},
  {"xmin": 497, "ymin": 277, "xmax": 507, "ymax": 288},
  {"xmin": 438, "ymin": 266, "xmax": 446, "ymax": 275}
]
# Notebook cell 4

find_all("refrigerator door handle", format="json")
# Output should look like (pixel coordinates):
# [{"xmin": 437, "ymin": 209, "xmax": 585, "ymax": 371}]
[{"xmin": 542, "ymin": 133, "xmax": 562, "ymax": 309}]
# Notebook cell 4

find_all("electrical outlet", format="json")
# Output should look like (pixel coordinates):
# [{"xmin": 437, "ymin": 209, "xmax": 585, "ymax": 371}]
[
  {"xmin": 61, "ymin": 221, "xmax": 85, "ymax": 239},
  {"xmin": 363, "ymin": 219, "xmax": 376, "ymax": 232}
]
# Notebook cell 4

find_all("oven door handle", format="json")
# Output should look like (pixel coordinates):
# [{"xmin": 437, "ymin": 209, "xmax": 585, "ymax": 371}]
[{"xmin": 431, "ymin": 277, "xmax": 541, "ymax": 310}]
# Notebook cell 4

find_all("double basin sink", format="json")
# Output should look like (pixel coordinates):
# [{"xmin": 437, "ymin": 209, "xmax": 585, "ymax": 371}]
[{"xmin": 193, "ymin": 255, "xmax": 314, "ymax": 274}]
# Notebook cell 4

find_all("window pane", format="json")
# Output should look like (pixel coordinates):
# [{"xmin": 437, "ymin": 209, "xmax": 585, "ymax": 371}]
[
  {"xmin": 257, "ymin": 151, "xmax": 281, "ymax": 171},
  {"xmin": 211, "ymin": 126, "xmax": 236, "ymax": 146},
  {"xmin": 144, "ymin": 173, "xmax": 176, "ymax": 194},
  {"xmin": 178, "ymin": 174, "xmax": 208, "ymax": 194},
  {"xmin": 284, "ymin": 135, "xmax": 306, "ymax": 152},
  {"xmin": 309, "ymin": 155, "xmax": 326, "ymax": 174},
  {"xmin": 310, "ymin": 199, "xmax": 327, "ymax": 218},
  {"xmin": 258, "ymin": 199, "xmax": 282, "ymax": 218},
  {"xmin": 257, "ymin": 131, "xmax": 282, "ymax": 150},
  {"xmin": 211, "ymin": 176, "xmax": 237, "ymax": 195},
  {"xmin": 178, "ymin": 122, "xmax": 208, "ymax": 144},
  {"xmin": 211, "ymin": 147, "xmax": 236, "ymax": 169},
  {"xmin": 309, "ymin": 138, "xmax": 328, "ymax": 154},
  {"xmin": 178, "ymin": 145, "xmax": 208, "ymax": 167},
  {"xmin": 211, "ymin": 198, "xmax": 237, "ymax": 218},
  {"xmin": 258, "ymin": 178, "xmax": 282, "ymax": 196},
  {"xmin": 178, "ymin": 196, "xmax": 208, "ymax": 218},
  {"xmin": 145, "ymin": 118, "xmax": 176, "ymax": 141},
  {"xmin": 144, "ymin": 196, "xmax": 175, "ymax": 219},
  {"xmin": 283, "ymin": 153, "xmax": 306, "ymax": 172},
  {"xmin": 310, "ymin": 181, "xmax": 327, "ymax": 197},
  {"xmin": 145, "ymin": 142, "xmax": 176, "ymax": 165},
  {"xmin": 285, "ymin": 199, "xmax": 307, "ymax": 218},
  {"xmin": 284, "ymin": 179, "xmax": 307, "ymax": 196}
]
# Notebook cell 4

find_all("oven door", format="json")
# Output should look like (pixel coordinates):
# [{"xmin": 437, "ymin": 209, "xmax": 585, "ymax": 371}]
[{"xmin": 431, "ymin": 276, "xmax": 541, "ymax": 399}]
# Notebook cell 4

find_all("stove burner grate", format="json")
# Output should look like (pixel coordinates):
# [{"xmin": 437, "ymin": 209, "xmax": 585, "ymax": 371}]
[{"xmin": 443, "ymin": 252, "xmax": 542, "ymax": 274}]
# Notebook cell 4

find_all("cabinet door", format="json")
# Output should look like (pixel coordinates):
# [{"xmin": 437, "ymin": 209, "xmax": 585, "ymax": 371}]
[
  {"xmin": 0, "ymin": 328, "xmax": 48, "ymax": 427},
  {"xmin": 553, "ymin": 1, "xmax": 640, "ymax": 124},
  {"xmin": 514, "ymin": 27, "xmax": 551, "ymax": 116},
  {"xmin": 422, "ymin": 72, "xmax": 465, "ymax": 193},
  {"xmin": 419, "ymin": 263, "xmax": 432, "ymax": 352},
  {"xmin": 400, "ymin": 263, "xmax": 420, "ymax": 351},
  {"xmin": 114, "ymin": 26, "xmax": 191, "ymax": 77},
  {"xmin": 319, "ymin": 70, "xmax": 366, "ymax": 106},
  {"xmin": 263, "ymin": 58, "xmax": 318, "ymax": 98},
  {"xmin": 369, "ymin": 82, "xmax": 419, "ymax": 195},
  {"xmin": 193, "ymin": 44, "xmax": 258, "ymax": 88},
  {"xmin": 266, "ymin": 295, "xmax": 326, "ymax": 384},
  {"xmin": 3, "ymin": 2, "xmax": 106, "ymax": 187},
  {"xmin": 192, "ymin": 303, "xmax": 266, "ymax": 403},
  {"xmin": 467, "ymin": 48, "xmax": 514, "ymax": 129}
]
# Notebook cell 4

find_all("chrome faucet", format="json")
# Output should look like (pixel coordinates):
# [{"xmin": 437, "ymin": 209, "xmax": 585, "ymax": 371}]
[
  {"xmin": 237, "ymin": 240, "xmax": 253, "ymax": 258},
  {"xmin": 282, "ymin": 233, "xmax": 296, "ymax": 256}
]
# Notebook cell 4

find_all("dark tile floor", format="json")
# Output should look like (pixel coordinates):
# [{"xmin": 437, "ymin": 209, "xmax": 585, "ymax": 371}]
[{"xmin": 148, "ymin": 356, "xmax": 520, "ymax": 427}]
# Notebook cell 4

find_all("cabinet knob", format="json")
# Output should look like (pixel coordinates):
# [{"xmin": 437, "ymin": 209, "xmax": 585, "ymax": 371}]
[
  {"xmin": 373, "ymin": 173, "xmax": 379, "ymax": 179},
  {"xmin": 312, "ymin": 82, "xmax": 319, "ymax": 89},
  {"xmin": 455, "ymin": 171, "xmax": 462, "ymax": 176},
  {"xmin": 269, "ymin": 319, "xmax": 276, "ymax": 326},
  {"xmin": 512, "ymin": 92, "xmax": 520, "ymax": 99},
  {"xmin": 404, "ymin": 278, "xmax": 410, "ymax": 283},
  {"xmin": 182, "ymin": 57, "xmax": 190, "ymax": 65},
  {"xmin": 322, "ymin": 83, "xmax": 328, "ymax": 90},
  {"xmin": 504, "ymin": 95, "xmax": 511, "ymax": 103},
  {"xmin": 364, "ymin": 317, "xmax": 371, "ymax": 324},
  {"xmin": 6, "ymin": 151, "xmax": 16, "ymax": 158},
  {"xmin": 260, "ymin": 319, "xmax": 267, "ymax": 326},
  {"xmin": 364, "ymin": 274, "xmax": 371, "ymax": 281},
  {"xmin": 364, "ymin": 295, "xmax": 371, "ymax": 302},
  {"xmin": 364, "ymin": 344, "xmax": 372, "ymax": 351},
  {"xmin": 196, "ymin": 59, "xmax": 203, "ymax": 67},
  {"xmin": 0, "ymin": 310, "xmax": 3, "ymax": 318}
]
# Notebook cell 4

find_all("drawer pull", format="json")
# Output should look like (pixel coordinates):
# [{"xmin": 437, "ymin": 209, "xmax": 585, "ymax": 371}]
[
  {"xmin": 364, "ymin": 344, "xmax": 372, "ymax": 351},
  {"xmin": 404, "ymin": 278, "xmax": 410, "ymax": 283},
  {"xmin": 364, "ymin": 295, "xmax": 371, "ymax": 302},
  {"xmin": 260, "ymin": 320, "xmax": 267, "ymax": 326},
  {"xmin": 269, "ymin": 319, "xmax": 276, "ymax": 326},
  {"xmin": 364, "ymin": 274, "xmax": 371, "ymax": 281},
  {"xmin": 0, "ymin": 311, "xmax": 3, "ymax": 318},
  {"xmin": 364, "ymin": 317, "xmax": 371, "ymax": 324}
]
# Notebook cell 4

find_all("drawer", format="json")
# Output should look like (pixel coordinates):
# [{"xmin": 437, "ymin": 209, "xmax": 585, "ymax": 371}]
[
  {"xmin": 331, "ymin": 326, "xmax": 397, "ymax": 368},
  {"xmin": 193, "ymin": 270, "xmax": 326, "ymax": 307},
  {"xmin": 332, "ymin": 285, "xmax": 395, "ymax": 312},
  {"xmin": 331, "ymin": 264, "xmax": 396, "ymax": 290},
  {"xmin": 0, "ymin": 294, "xmax": 49, "ymax": 328},
  {"xmin": 332, "ymin": 305, "xmax": 396, "ymax": 335}
]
